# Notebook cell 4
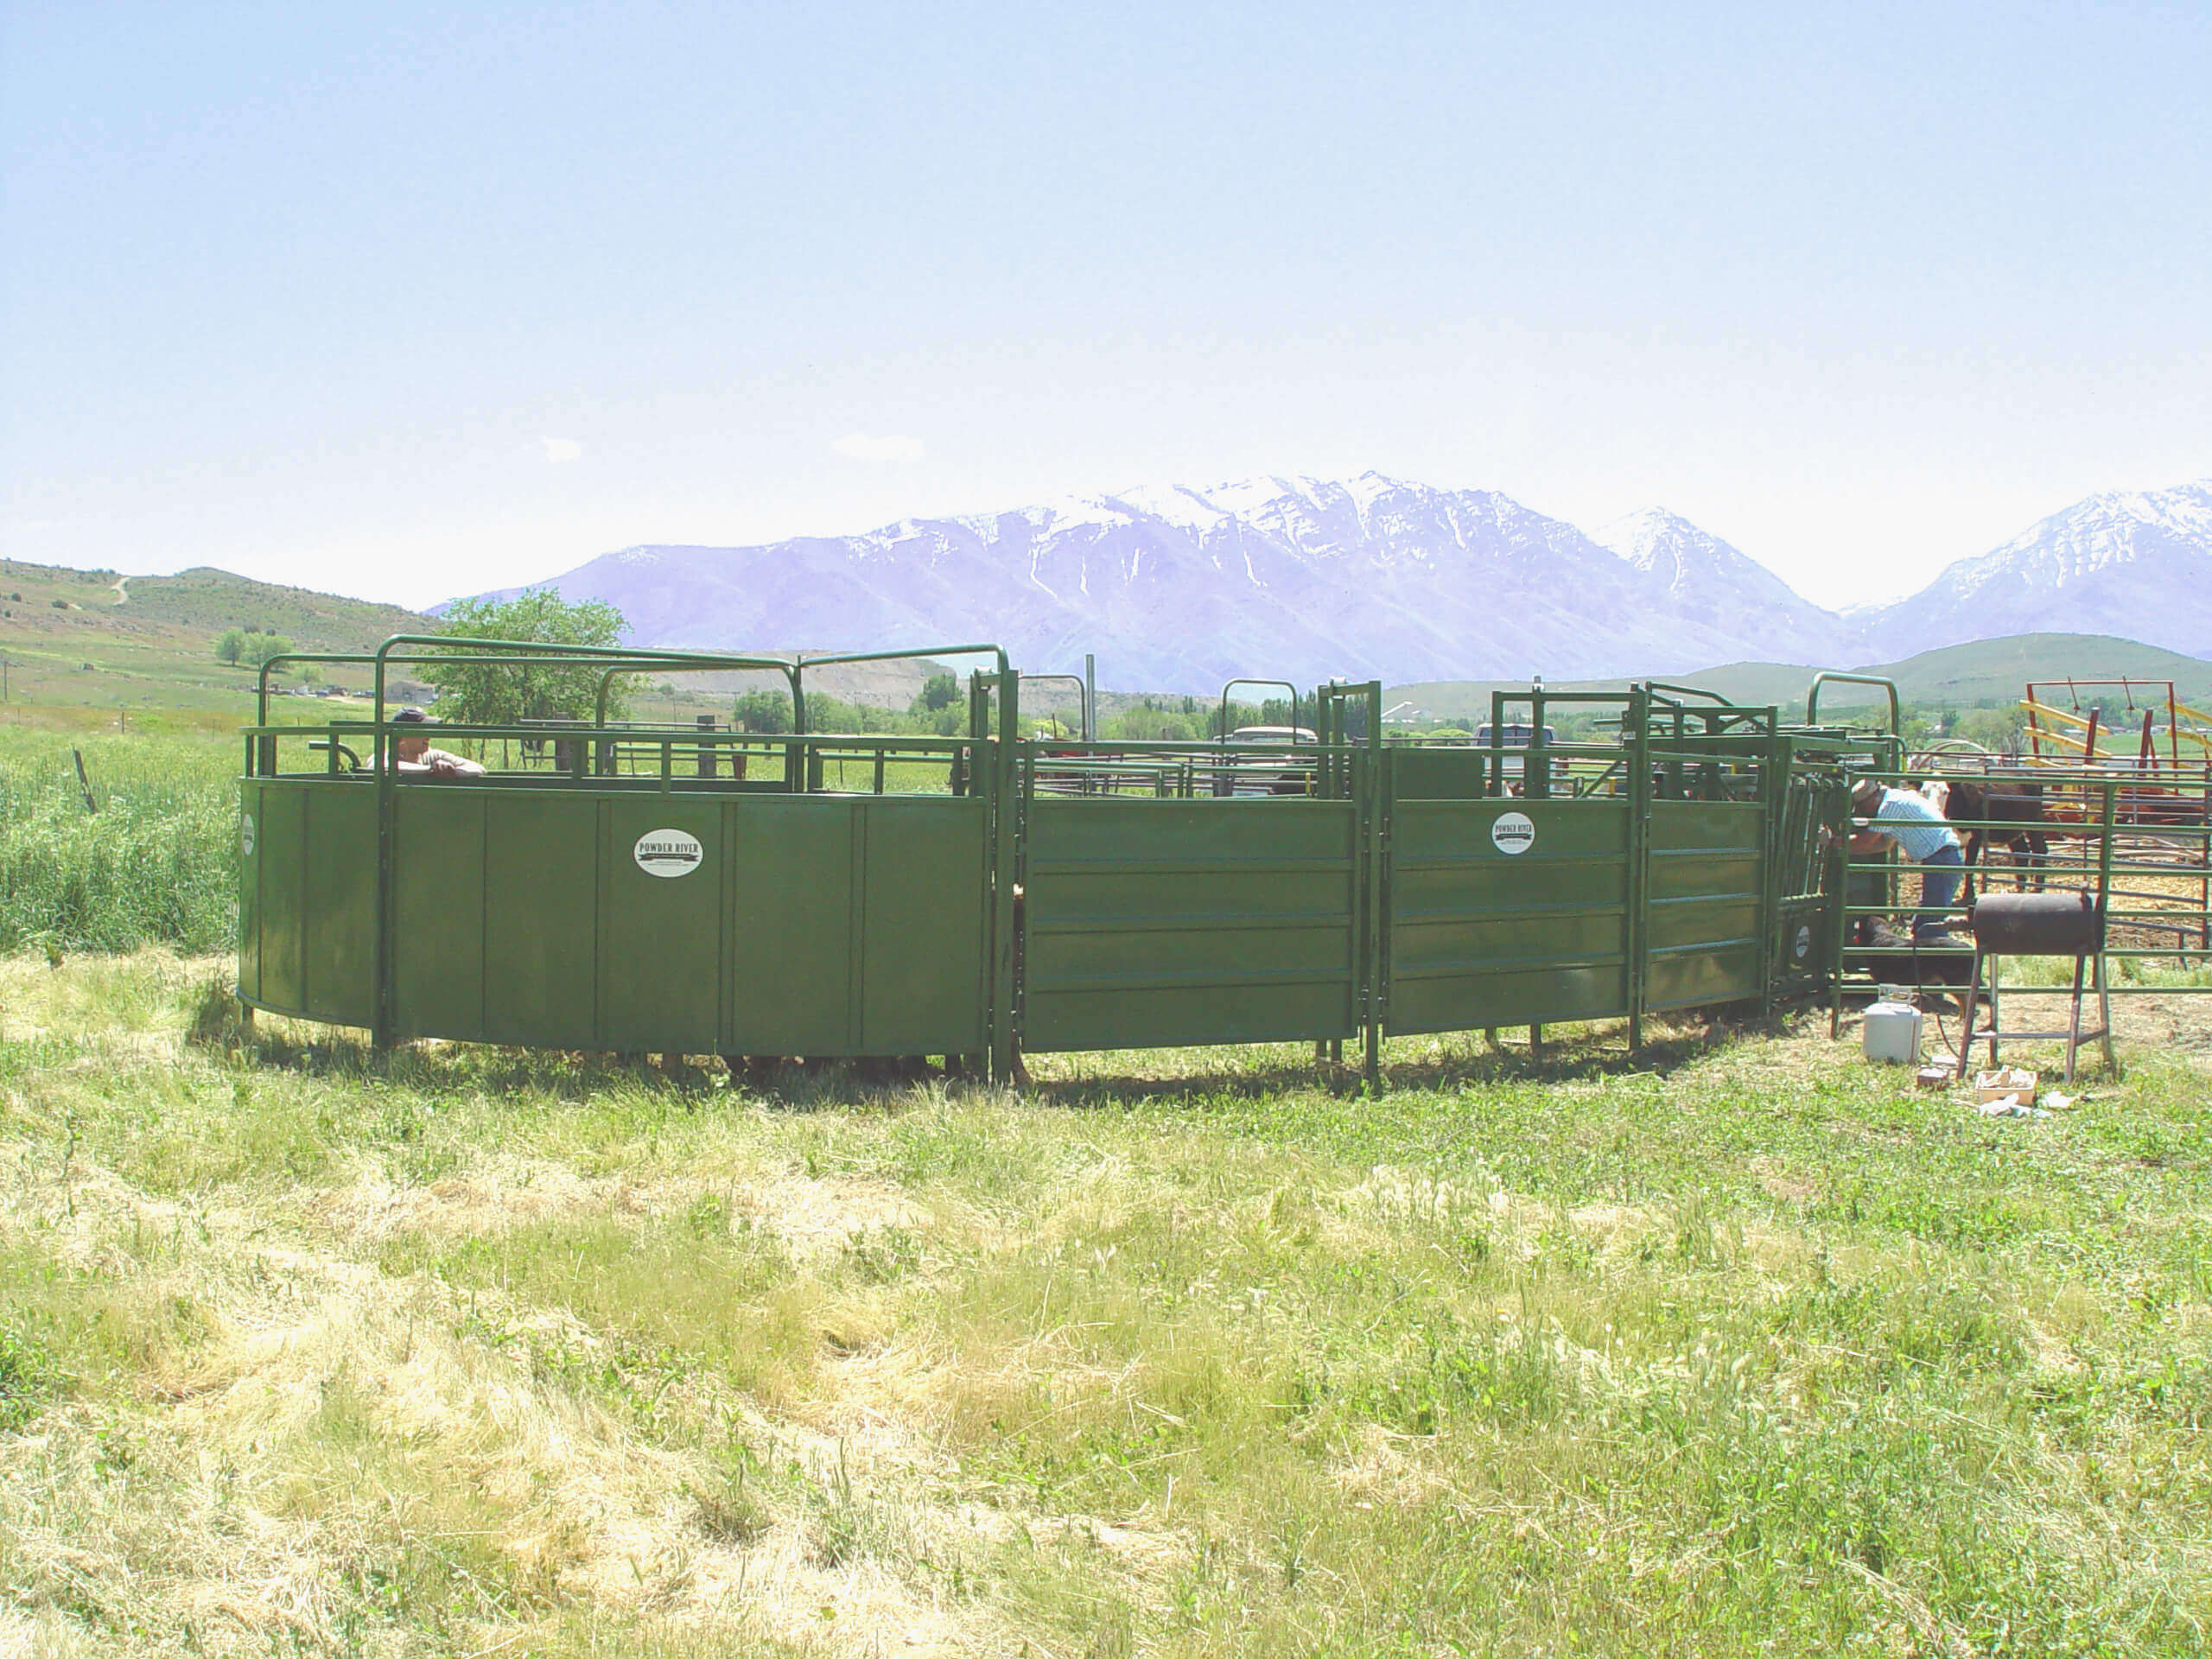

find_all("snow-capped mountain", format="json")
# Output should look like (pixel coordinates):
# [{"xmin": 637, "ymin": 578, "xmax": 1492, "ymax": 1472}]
[
  {"xmin": 1590, "ymin": 508, "xmax": 1848, "ymax": 665},
  {"xmin": 485, "ymin": 474, "xmax": 1834, "ymax": 687},
  {"xmin": 1859, "ymin": 480, "xmax": 2212, "ymax": 659},
  {"xmin": 473, "ymin": 473, "xmax": 2212, "ymax": 687}
]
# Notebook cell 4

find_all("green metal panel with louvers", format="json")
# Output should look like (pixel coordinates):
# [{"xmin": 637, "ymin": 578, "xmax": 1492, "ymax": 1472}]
[
  {"xmin": 1645, "ymin": 799, "xmax": 1765, "ymax": 1010},
  {"xmin": 1021, "ymin": 798, "xmax": 1362, "ymax": 1052},
  {"xmin": 1386, "ymin": 798, "xmax": 1632, "ymax": 1034}
]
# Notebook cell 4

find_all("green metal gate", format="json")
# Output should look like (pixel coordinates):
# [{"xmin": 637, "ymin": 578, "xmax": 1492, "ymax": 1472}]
[
  {"xmin": 1643, "ymin": 801, "xmax": 1768, "ymax": 1011},
  {"xmin": 1020, "ymin": 797, "xmax": 1364, "ymax": 1052},
  {"xmin": 1385, "ymin": 797, "xmax": 1634, "ymax": 1034}
]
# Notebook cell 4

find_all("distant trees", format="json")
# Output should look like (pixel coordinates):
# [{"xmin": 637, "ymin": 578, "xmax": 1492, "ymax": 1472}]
[
  {"xmin": 909, "ymin": 672, "xmax": 965, "ymax": 736},
  {"xmin": 732, "ymin": 689, "xmax": 794, "ymax": 734},
  {"xmin": 729, "ymin": 673, "xmax": 999, "ymax": 737},
  {"xmin": 214, "ymin": 627, "xmax": 295, "ymax": 667},
  {"xmin": 418, "ymin": 588, "xmax": 631, "ymax": 723}
]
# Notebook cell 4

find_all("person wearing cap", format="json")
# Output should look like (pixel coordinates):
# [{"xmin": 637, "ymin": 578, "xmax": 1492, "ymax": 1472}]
[
  {"xmin": 385, "ymin": 707, "xmax": 486, "ymax": 779},
  {"xmin": 1848, "ymin": 778, "xmax": 1963, "ymax": 943}
]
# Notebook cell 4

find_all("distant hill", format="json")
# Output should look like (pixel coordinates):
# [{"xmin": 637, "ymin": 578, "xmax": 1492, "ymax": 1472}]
[
  {"xmin": 118, "ymin": 566, "xmax": 432, "ymax": 651},
  {"xmin": 0, "ymin": 556, "xmax": 437, "ymax": 719},
  {"xmin": 1388, "ymin": 633, "xmax": 2212, "ymax": 722}
]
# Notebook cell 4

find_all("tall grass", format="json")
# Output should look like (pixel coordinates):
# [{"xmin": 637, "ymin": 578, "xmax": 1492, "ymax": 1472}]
[{"xmin": 0, "ymin": 728, "xmax": 237, "ymax": 952}]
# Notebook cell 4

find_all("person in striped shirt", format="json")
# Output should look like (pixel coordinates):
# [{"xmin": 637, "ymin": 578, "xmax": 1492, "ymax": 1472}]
[{"xmin": 1849, "ymin": 778, "xmax": 1965, "ymax": 943}]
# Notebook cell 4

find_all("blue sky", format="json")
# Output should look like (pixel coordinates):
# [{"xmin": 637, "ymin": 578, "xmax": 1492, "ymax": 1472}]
[{"xmin": 3, "ymin": 1, "xmax": 2208, "ymax": 609}]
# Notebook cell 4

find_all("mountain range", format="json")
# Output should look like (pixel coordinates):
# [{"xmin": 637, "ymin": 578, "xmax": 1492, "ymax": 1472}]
[{"xmin": 472, "ymin": 474, "xmax": 2212, "ymax": 689}]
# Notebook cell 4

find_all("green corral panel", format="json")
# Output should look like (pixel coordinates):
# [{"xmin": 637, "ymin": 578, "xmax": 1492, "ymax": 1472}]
[
  {"xmin": 726, "ymin": 798, "xmax": 856, "ymax": 1054},
  {"xmin": 858, "ymin": 799, "xmax": 988, "ymax": 1054},
  {"xmin": 238, "ymin": 783, "xmax": 261, "ymax": 1004},
  {"xmin": 1386, "ymin": 798, "xmax": 1630, "ymax": 1034},
  {"xmin": 598, "ymin": 799, "xmax": 725, "ymax": 1052},
  {"xmin": 392, "ymin": 788, "xmax": 487, "ymax": 1041},
  {"xmin": 722, "ymin": 796, "xmax": 988, "ymax": 1057},
  {"xmin": 1022, "ymin": 798, "xmax": 1360, "ymax": 1052},
  {"xmin": 256, "ymin": 785, "xmax": 307, "ymax": 1015},
  {"xmin": 1391, "ymin": 748, "xmax": 1486, "ymax": 800},
  {"xmin": 482, "ymin": 791, "xmax": 599, "ymax": 1046},
  {"xmin": 301, "ymin": 785, "xmax": 377, "ymax": 1027},
  {"xmin": 1646, "ymin": 801, "xmax": 1764, "ymax": 1009}
]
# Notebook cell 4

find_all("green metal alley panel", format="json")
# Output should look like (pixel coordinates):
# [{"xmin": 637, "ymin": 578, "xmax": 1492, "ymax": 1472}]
[
  {"xmin": 1021, "ymin": 798, "xmax": 1360, "ymax": 1052},
  {"xmin": 724, "ymin": 796, "xmax": 988, "ymax": 1058},
  {"xmin": 1646, "ymin": 800, "xmax": 1764, "ymax": 1010},
  {"xmin": 857, "ymin": 798, "xmax": 988, "ymax": 1055},
  {"xmin": 1387, "ymin": 799, "xmax": 1630, "ymax": 1034}
]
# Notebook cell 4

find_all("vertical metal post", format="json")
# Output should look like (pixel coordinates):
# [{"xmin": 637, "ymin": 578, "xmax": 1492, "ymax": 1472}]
[
  {"xmin": 2096, "ymin": 779, "xmax": 2118, "ymax": 931},
  {"xmin": 1626, "ymin": 687, "xmax": 1650, "ymax": 1052},
  {"xmin": 1827, "ymin": 774, "xmax": 1850, "ymax": 1039},
  {"xmin": 1756, "ymin": 732, "xmax": 1789, "ymax": 1012},
  {"xmin": 1364, "ymin": 680, "xmax": 1384, "ymax": 1092},
  {"xmin": 989, "ymin": 672, "xmax": 1021, "ymax": 1084},
  {"xmin": 1084, "ymin": 653, "xmax": 1096, "ymax": 743},
  {"xmin": 372, "ymin": 657, "xmax": 396, "ymax": 1049}
]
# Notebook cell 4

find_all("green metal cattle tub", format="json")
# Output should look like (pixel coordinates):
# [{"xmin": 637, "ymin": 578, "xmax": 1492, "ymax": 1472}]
[{"xmin": 238, "ymin": 639, "xmax": 1021, "ymax": 1071}]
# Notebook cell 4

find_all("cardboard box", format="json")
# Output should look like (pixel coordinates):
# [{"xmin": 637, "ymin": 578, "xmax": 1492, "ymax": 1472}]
[{"xmin": 1974, "ymin": 1066, "xmax": 2037, "ymax": 1104}]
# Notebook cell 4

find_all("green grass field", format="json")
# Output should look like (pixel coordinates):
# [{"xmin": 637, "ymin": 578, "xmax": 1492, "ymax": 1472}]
[{"xmin": 1, "ymin": 950, "xmax": 2207, "ymax": 1656}]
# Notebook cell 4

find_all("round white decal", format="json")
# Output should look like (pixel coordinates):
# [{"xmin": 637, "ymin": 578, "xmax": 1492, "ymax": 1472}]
[
  {"xmin": 240, "ymin": 812, "xmax": 257, "ymax": 857},
  {"xmin": 632, "ymin": 828, "xmax": 703, "ymax": 878},
  {"xmin": 1491, "ymin": 810, "xmax": 1536, "ymax": 856},
  {"xmin": 1793, "ymin": 924, "xmax": 1813, "ymax": 962}
]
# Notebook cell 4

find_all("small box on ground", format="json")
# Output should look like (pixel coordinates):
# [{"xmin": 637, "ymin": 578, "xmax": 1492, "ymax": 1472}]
[
  {"xmin": 1974, "ymin": 1066, "xmax": 2037, "ymax": 1103},
  {"xmin": 1915, "ymin": 1062, "xmax": 1957, "ymax": 1090}
]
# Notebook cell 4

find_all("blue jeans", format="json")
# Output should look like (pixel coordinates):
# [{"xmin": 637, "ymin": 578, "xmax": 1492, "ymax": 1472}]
[{"xmin": 1916, "ymin": 843, "xmax": 1964, "ymax": 938}]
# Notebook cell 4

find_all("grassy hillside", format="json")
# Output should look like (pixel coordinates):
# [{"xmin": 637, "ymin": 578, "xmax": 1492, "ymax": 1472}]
[
  {"xmin": 0, "ymin": 556, "xmax": 438, "ymax": 726},
  {"xmin": 1392, "ymin": 632, "xmax": 2212, "ymax": 721}
]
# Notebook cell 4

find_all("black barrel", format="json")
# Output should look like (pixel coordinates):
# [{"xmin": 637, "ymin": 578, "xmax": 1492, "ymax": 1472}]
[{"xmin": 1970, "ymin": 891, "xmax": 2104, "ymax": 956}]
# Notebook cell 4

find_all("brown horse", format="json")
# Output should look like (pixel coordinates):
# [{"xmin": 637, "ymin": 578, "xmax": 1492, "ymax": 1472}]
[{"xmin": 1939, "ymin": 779, "xmax": 2050, "ymax": 909}]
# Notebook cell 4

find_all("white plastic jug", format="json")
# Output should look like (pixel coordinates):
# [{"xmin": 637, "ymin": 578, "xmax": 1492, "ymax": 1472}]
[{"xmin": 1863, "ymin": 986, "xmax": 1923, "ymax": 1065}]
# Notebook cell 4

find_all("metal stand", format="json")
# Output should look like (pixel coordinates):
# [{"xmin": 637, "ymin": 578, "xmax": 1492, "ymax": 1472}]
[{"xmin": 1955, "ymin": 950, "xmax": 2115, "ymax": 1083}]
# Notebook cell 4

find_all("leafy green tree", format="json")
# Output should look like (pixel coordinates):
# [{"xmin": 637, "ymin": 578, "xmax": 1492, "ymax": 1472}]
[
  {"xmin": 214, "ymin": 627, "xmax": 248, "ymax": 665},
  {"xmin": 250, "ymin": 631, "xmax": 294, "ymax": 668},
  {"xmin": 1956, "ymin": 705, "xmax": 2025, "ymax": 752},
  {"xmin": 420, "ymin": 589, "xmax": 632, "ymax": 724},
  {"xmin": 732, "ymin": 689, "xmax": 794, "ymax": 734},
  {"xmin": 911, "ymin": 672, "xmax": 961, "ymax": 715}
]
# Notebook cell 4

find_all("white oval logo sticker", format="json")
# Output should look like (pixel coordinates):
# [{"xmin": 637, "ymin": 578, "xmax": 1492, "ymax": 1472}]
[
  {"xmin": 1491, "ymin": 810, "xmax": 1535, "ymax": 855},
  {"xmin": 632, "ymin": 828, "xmax": 703, "ymax": 878},
  {"xmin": 240, "ymin": 812, "xmax": 257, "ymax": 856},
  {"xmin": 1794, "ymin": 924, "xmax": 1813, "ymax": 961}
]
